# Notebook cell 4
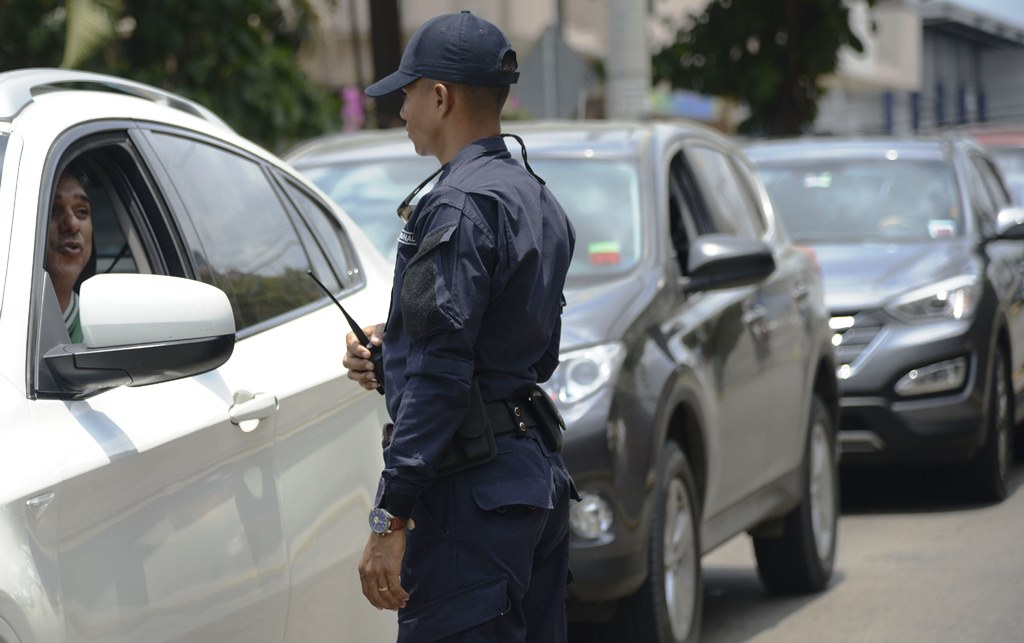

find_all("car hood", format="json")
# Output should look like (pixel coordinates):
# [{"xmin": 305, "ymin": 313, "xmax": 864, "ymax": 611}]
[
  {"xmin": 560, "ymin": 274, "xmax": 647, "ymax": 350},
  {"xmin": 810, "ymin": 240, "xmax": 976, "ymax": 311}
]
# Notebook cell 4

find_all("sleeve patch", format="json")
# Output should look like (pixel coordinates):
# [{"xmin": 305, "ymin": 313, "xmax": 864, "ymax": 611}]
[{"xmin": 401, "ymin": 224, "xmax": 459, "ymax": 342}]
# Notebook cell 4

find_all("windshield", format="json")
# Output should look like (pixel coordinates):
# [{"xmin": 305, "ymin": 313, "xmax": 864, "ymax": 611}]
[
  {"xmin": 756, "ymin": 158, "xmax": 963, "ymax": 243},
  {"xmin": 989, "ymin": 148, "xmax": 1024, "ymax": 206},
  {"xmin": 301, "ymin": 157, "xmax": 643, "ymax": 279}
]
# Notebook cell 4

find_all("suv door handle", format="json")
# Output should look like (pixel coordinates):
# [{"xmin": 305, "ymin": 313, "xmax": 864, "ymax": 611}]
[
  {"xmin": 742, "ymin": 305, "xmax": 767, "ymax": 326},
  {"xmin": 230, "ymin": 390, "xmax": 278, "ymax": 431},
  {"xmin": 793, "ymin": 281, "xmax": 809, "ymax": 301}
]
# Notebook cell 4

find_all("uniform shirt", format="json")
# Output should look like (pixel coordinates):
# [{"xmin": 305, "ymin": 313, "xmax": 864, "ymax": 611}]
[{"xmin": 380, "ymin": 136, "xmax": 575, "ymax": 519}]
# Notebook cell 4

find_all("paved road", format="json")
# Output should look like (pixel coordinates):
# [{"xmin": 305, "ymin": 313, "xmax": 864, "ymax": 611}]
[{"xmin": 701, "ymin": 463, "xmax": 1024, "ymax": 643}]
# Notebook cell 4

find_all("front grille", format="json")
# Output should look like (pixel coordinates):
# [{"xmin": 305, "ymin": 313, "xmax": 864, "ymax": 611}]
[{"xmin": 831, "ymin": 310, "xmax": 885, "ymax": 369}]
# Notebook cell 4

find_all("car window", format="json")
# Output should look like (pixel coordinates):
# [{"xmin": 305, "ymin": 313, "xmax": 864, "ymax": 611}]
[
  {"xmin": 964, "ymin": 157, "xmax": 998, "ymax": 230},
  {"xmin": 988, "ymin": 148, "xmax": 1024, "ymax": 206},
  {"xmin": 971, "ymin": 155, "xmax": 1011, "ymax": 210},
  {"xmin": 301, "ymin": 159, "xmax": 438, "ymax": 263},
  {"xmin": 757, "ymin": 158, "xmax": 962, "ymax": 243},
  {"xmin": 532, "ymin": 158, "xmax": 642, "ymax": 279},
  {"xmin": 307, "ymin": 156, "xmax": 644, "ymax": 281},
  {"xmin": 0, "ymin": 134, "xmax": 7, "ymax": 183},
  {"xmin": 147, "ymin": 132, "xmax": 326, "ymax": 330},
  {"xmin": 277, "ymin": 176, "xmax": 361, "ymax": 291},
  {"xmin": 686, "ymin": 145, "xmax": 761, "ymax": 239},
  {"xmin": 668, "ymin": 152, "xmax": 702, "ymax": 274}
]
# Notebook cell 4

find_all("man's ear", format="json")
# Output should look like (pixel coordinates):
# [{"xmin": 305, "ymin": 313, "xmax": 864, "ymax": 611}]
[{"xmin": 433, "ymin": 82, "xmax": 453, "ymax": 117}]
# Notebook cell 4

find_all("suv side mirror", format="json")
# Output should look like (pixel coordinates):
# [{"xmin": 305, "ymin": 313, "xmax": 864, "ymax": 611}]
[
  {"xmin": 680, "ymin": 234, "xmax": 776, "ymax": 293},
  {"xmin": 994, "ymin": 206, "xmax": 1024, "ymax": 240},
  {"xmin": 41, "ymin": 274, "xmax": 236, "ymax": 400}
]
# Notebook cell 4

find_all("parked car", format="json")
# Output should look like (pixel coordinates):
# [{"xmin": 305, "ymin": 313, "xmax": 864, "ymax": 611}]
[
  {"xmin": 287, "ymin": 120, "xmax": 841, "ymax": 643},
  {"xmin": 746, "ymin": 135, "xmax": 1024, "ymax": 501},
  {"xmin": 969, "ymin": 125, "xmax": 1024, "ymax": 206},
  {"xmin": 0, "ymin": 68, "xmax": 397, "ymax": 642}
]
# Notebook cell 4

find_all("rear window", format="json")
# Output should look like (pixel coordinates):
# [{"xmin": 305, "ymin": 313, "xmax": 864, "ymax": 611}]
[
  {"xmin": 301, "ymin": 156, "xmax": 644, "ymax": 280},
  {"xmin": 757, "ymin": 158, "xmax": 963, "ymax": 243}
]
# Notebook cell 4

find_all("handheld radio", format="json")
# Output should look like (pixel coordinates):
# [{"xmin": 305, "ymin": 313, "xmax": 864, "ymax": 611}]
[{"xmin": 306, "ymin": 270, "xmax": 385, "ymax": 395}]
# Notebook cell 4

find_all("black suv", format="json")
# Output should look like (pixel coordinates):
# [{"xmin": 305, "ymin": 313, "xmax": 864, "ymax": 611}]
[
  {"xmin": 747, "ymin": 135, "xmax": 1024, "ymax": 501},
  {"xmin": 287, "ymin": 121, "xmax": 840, "ymax": 643}
]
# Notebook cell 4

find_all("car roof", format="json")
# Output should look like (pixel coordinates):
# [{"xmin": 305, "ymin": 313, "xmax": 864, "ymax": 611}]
[
  {"xmin": 285, "ymin": 119, "xmax": 732, "ymax": 165},
  {"xmin": 743, "ymin": 135, "xmax": 973, "ymax": 163}
]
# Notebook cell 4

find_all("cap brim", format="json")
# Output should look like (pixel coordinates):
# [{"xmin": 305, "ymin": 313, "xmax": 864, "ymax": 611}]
[{"xmin": 365, "ymin": 70, "xmax": 419, "ymax": 98}]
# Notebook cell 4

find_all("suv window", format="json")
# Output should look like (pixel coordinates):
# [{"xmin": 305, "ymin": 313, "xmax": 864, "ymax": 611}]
[
  {"xmin": 147, "ymin": 132, "xmax": 325, "ymax": 330},
  {"xmin": 277, "ymin": 177, "xmax": 358, "ymax": 291},
  {"xmin": 966, "ymin": 156, "xmax": 998, "ymax": 230},
  {"xmin": 972, "ymin": 155, "xmax": 1011, "ymax": 210},
  {"xmin": 687, "ymin": 146, "xmax": 761, "ymax": 239}
]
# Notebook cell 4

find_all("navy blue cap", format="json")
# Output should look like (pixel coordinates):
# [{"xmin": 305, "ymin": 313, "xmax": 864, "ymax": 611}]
[{"xmin": 365, "ymin": 11, "xmax": 519, "ymax": 97}]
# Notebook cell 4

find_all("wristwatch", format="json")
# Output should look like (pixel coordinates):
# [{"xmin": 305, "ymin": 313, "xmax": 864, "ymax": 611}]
[{"xmin": 369, "ymin": 506, "xmax": 410, "ymax": 536}]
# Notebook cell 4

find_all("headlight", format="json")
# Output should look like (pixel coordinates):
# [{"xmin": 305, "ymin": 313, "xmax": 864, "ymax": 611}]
[
  {"xmin": 541, "ymin": 342, "xmax": 626, "ymax": 405},
  {"xmin": 885, "ymin": 275, "xmax": 981, "ymax": 323}
]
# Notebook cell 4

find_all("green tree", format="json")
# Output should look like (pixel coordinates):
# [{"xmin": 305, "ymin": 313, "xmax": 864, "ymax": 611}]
[
  {"xmin": 653, "ymin": 0, "xmax": 876, "ymax": 136},
  {"xmin": 0, "ymin": 0, "xmax": 338, "ymax": 152}
]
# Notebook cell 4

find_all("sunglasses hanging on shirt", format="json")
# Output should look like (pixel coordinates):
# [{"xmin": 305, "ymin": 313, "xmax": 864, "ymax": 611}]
[{"xmin": 396, "ymin": 134, "xmax": 545, "ymax": 222}]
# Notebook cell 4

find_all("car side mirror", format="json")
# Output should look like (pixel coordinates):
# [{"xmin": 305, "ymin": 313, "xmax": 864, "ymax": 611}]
[
  {"xmin": 993, "ymin": 206, "xmax": 1024, "ymax": 241},
  {"xmin": 679, "ymin": 234, "xmax": 776, "ymax": 293},
  {"xmin": 41, "ymin": 274, "xmax": 236, "ymax": 400}
]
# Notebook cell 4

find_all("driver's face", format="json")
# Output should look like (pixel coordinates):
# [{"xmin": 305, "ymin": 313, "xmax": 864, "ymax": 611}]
[{"xmin": 45, "ymin": 173, "xmax": 93, "ymax": 284}]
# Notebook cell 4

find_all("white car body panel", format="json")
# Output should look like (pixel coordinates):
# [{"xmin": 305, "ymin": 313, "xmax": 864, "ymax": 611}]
[{"xmin": 0, "ymin": 71, "xmax": 398, "ymax": 642}]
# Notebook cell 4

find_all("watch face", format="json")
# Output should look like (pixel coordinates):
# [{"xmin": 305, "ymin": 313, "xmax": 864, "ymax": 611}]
[{"xmin": 369, "ymin": 507, "xmax": 389, "ymax": 534}]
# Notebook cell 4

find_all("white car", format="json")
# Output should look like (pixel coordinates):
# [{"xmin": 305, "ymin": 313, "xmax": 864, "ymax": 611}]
[{"xmin": 0, "ymin": 69, "xmax": 396, "ymax": 642}]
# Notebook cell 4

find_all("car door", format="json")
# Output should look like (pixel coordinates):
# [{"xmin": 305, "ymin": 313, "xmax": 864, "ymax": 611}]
[
  {"xmin": 680, "ymin": 142, "xmax": 807, "ymax": 505},
  {"xmin": 136, "ymin": 129, "xmax": 396, "ymax": 643},
  {"xmin": 24, "ymin": 128, "xmax": 291, "ymax": 643},
  {"xmin": 968, "ymin": 152, "xmax": 1024, "ymax": 407}
]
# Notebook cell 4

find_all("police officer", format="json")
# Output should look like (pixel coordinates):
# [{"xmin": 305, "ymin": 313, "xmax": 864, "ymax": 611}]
[{"xmin": 344, "ymin": 10, "xmax": 577, "ymax": 642}]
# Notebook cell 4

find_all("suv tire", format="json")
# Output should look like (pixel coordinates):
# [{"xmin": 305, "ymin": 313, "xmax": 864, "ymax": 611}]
[
  {"xmin": 971, "ymin": 345, "xmax": 1012, "ymax": 501},
  {"xmin": 753, "ymin": 394, "xmax": 838, "ymax": 593},
  {"xmin": 608, "ymin": 441, "xmax": 702, "ymax": 643}
]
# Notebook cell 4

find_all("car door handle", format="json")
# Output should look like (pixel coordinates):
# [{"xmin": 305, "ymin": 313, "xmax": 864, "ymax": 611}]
[
  {"xmin": 793, "ymin": 281, "xmax": 810, "ymax": 301},
  {"xmin": 229, "ymin": 390, "xmax": 278, "ymax": 431},
  {"xmin": 742, "ymin": 305, "xmax": 767, "ymax": 326}
]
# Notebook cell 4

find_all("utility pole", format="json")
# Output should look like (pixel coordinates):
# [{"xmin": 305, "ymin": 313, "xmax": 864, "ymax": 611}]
[
  {"xmin": 369, "ymin": 0, "xmax": 403, "ymax": 128},
  {"xmin": 605, "ymin": 0, "xmax": 650, "ymax": 119}
]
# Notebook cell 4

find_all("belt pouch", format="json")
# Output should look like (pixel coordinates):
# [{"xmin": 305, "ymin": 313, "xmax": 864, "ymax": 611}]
[
  {"xmin": 529, "ymin": 386, "xmax": 566, "ymax": 452},
  {"xmin": 436, "ymin": 379, "xmax": 497, "ymax": 476}
]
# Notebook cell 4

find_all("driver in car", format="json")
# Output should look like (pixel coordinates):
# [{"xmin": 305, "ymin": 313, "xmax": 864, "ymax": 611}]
[{"xmin": 44, "ymin": 161, "xmax": 93, "ymax": 343}]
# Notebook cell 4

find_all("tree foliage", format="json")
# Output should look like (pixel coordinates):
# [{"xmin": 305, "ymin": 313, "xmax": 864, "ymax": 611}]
[
  {"xmin": 653, "ymin": 0, "xmax": 876, "ymax": 136},
  {"xmin": 0, "ymin": 0, "xmax": 339, "ymax": 152}
]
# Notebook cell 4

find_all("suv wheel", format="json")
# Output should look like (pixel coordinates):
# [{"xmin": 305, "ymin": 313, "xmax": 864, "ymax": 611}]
[
  {"xmin": 753, "ymin": 394, "xmax": 838, "ymax": 593},
  {"xmin": 609, "ymin": 441, "xmax": 702, "ymax": 643},
  {"xmin": 971, "ymin": 345, "xmax": 1013, "ymax": 501}
]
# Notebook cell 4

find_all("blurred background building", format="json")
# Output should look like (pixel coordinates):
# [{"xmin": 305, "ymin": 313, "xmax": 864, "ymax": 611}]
[{"xmin": 299, "ymin": 0, "xmax": 1024, "ymax": 133}]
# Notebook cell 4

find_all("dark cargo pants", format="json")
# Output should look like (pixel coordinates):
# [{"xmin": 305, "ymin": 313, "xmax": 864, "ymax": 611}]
[{"xmin": 396, "ymin": 431, "xmax": 576, "ymax": 642}]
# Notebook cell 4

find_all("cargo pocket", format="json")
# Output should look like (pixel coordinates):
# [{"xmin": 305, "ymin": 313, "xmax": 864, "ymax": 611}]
[
  {"xmin": 398, "ymin": 576, "xmax": 509, "ymax": 641},
  {"xmin": 471, "ymin": 476, "xmax": 554, "ymax": 512}
]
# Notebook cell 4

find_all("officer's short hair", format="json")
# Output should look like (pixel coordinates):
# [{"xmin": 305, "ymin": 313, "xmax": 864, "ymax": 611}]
[{"xmin": 454, "ymin": 50, "xmax": 517, "ymax": 116}]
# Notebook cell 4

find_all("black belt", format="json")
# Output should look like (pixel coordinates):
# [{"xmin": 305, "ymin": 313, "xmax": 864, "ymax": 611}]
[{"xmin": 485, "ymin": 399, "xmax": 542, "ymax": 438}]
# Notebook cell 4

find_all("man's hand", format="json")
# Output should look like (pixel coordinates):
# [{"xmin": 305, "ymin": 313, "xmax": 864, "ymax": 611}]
[
  {"xmin": 358, "ymin": 530, "xmax": 409, "ymax": 610},
  {"xmin": 343, "ymin": 323, "xmax": 385, "ymax": 391}
]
